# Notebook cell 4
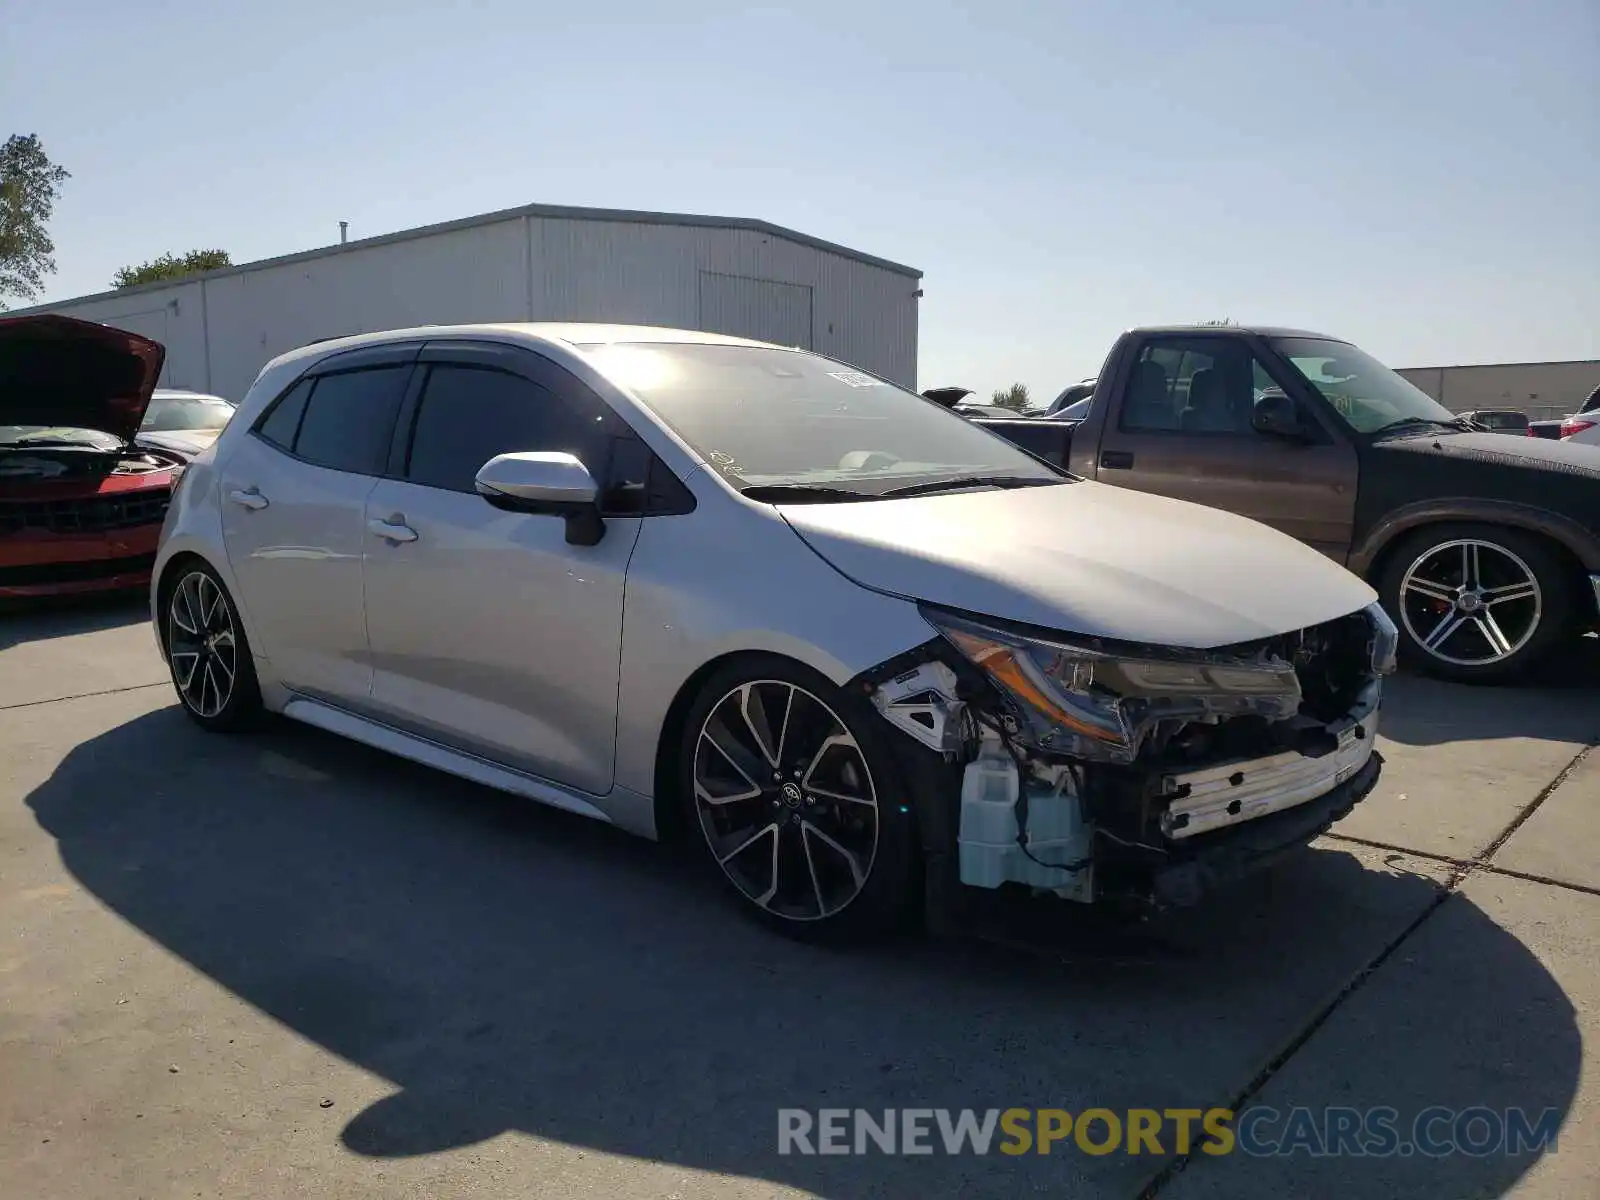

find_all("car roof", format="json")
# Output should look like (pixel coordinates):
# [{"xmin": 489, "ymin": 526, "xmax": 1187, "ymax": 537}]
[
  {"xmin": 262, "ymin": 322, "xmax": 779, "ymax": 376},
  {"xmin": 152, "ymin": 388, "xmax": 231, "ymax": 401},
  {"xmin": 1127, "ymin": 324, "xmax": 1345, "ymax": 341}
]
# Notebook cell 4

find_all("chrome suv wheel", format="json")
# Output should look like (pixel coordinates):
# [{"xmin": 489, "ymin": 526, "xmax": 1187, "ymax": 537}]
[
  {"xmin": 680, "ymin": 657, "xmax": 919, "ymax": 940},
  {"xmin": 1380, "ymin": 524, "xmax": 1574, "ymax": 684},
  {"xmin": 163, "ymin": 562, "xmax": 262, "ymax": 730}
]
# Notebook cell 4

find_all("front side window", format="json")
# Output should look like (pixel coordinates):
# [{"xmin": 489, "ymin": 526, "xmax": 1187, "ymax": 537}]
[
  {"xmin": 273, "ymin": 367, "xmax": 410, "ymax": 474},
  {"xmin": 1120, "ymin": 338, "xmax": 1283, "ymax": 436},
  {"xmin": 578, "ymin": 342, "xmax": 1064, "ymax": 497},
  {"xmin": 1272, "ymin": 337, "xmax": 1457, "ymax": 434},
  {"xmin": 403, "ymin": 365, "xmax": 607, "ymax": 493}
]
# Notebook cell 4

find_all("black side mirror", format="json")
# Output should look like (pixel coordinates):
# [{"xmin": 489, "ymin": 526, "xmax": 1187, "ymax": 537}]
[{"xmin": 1252, "ymin": 394, "xmax": 1309, "ymax": 441}]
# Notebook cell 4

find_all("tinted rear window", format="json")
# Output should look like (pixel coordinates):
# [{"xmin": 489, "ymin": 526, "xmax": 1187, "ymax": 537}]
[{"xmin": 291, "ymin": 367, "xmax": 410, "ymax": 475}]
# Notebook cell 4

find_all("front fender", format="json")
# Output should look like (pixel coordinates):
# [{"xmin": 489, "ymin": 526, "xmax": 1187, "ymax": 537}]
[{"xmin": 1349, "ymin": 497, "xmax": 1600, "ymax": 577}]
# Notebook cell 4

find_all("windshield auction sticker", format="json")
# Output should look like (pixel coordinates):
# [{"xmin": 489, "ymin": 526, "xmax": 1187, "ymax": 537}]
[{"xmin": 826, "ymin": 371, "xmax": 882, "ymax": 388}]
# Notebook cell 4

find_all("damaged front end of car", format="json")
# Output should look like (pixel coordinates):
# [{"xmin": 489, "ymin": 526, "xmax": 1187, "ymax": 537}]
[{"xmin": 852, "ymin": 602, "xmax": 1397, "ymax": 916}]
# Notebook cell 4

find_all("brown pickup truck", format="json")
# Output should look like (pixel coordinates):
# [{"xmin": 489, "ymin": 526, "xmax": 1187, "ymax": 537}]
[{"xmin": 961, "ymin": 324, "xmax": 1600, "ymax": 684}]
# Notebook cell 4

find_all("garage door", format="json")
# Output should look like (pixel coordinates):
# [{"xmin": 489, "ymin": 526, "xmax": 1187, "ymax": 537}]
[{"xmin": 697, "ymin": 272, "xmax": 813, "ymax": 350}]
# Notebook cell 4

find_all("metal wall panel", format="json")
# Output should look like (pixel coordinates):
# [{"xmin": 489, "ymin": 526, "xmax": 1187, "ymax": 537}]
[
  {"xmin": 1398, "ymin": 361, "xmax": 1600, "ymax": 420},
  {"xmin": 19, "ymin": 211, "xmax": 920, "ymax": 401},
  {"xmin": 29, "ymin": 280, "xmax": 209, "ymax": 392},
  {"xmin": 696, "ymin": 272, "xmax": 814, "ymax": 348}
]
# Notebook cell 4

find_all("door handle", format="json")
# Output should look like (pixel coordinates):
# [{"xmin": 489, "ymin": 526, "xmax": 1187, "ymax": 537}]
[
  {"xmin": 228, "ymin": 487, "xmax": 269, "ymax": 510},
  {"xmin": 367, "ymin": 515, "xmax": 418, "ymax": 544},
  {"xmin": 1100, "ymin": 450, "xmax": 1135, "ymax": 470}
]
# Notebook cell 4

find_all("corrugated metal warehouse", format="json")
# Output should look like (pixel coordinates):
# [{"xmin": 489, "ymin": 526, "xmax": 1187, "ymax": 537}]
[
  {"xmin": 1397, "ymin": 359, "xmax": 1600, "ymax": 422},
  {"xmin": 16, "ymin": 203, "xmax": 923, "ymax": 401}
]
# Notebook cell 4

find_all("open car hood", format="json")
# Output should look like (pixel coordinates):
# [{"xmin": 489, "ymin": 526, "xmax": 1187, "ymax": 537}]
[
  {"xmin": 778, "ymin": 480, "xmax": 1378, "ymax": 649},
  {"xmin": 0, "ymin": 314, "xmax": 165, "ymax": 444}
]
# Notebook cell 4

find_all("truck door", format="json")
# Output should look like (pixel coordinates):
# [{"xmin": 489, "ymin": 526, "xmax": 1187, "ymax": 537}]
[{"xmin": 1089, "ymin": 334, "xmax": 1358, "ymax": 561}]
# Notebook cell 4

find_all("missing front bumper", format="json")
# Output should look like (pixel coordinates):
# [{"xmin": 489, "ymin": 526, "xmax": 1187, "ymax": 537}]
[
  {"xmin": 1150, "ymin": 751, "xmax": 1383, "ymax": 908},
  {"xmin": 1159, "ymin": 694, "xmax": 1379, "ymax": 840}
]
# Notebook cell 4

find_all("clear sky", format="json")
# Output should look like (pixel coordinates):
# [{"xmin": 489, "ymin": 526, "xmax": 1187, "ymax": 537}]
[{"xmin": 5, "ymin": 0, "xmax": 1596, "ymax": 399}]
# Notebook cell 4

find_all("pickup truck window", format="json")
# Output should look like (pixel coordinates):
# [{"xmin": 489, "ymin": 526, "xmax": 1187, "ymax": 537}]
[
  {"xmin": 1272, "ymin": 337, "xmax": 1457, "ymax": 435},
  {"xmin": 1121, "ymin": 338, "xmax": 1281, "ymax": 436}
]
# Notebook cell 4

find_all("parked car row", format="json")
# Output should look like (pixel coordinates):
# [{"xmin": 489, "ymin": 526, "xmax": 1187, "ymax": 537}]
[{"xmin": 0, "ymin": 312, "xmax": 1589, "ymax": 944}]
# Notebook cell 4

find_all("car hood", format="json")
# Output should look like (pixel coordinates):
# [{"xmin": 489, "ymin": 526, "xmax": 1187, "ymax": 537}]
[
  {"xmin": 135, "ymin": 428, "xmax": 219, "ymax": 457},
  {"xmin": 0, "ymin": 314, "xmax": 165, "ymax": 443},
  {"xmin": 1370, "ymin": 429, "xmax": 1600, "ymax": 478},
  {"xmin": 777, "ymin": 481, "xmax": 1377, "ymax": 649}
]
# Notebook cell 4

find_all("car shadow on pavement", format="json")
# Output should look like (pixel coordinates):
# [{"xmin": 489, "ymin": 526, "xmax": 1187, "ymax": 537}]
[
  {"xmin": 25, "ymin": 707, "xmax": 1582, "ymax": 1199},
  {"xmin": 0, "ymin": 591, "xmax": 149, "ymax": 651}
]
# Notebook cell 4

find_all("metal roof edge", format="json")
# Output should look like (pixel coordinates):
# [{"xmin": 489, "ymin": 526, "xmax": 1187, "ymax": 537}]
[
  {"xmin": 9, "ymin": 202, "xmax": 922, "ymax": 315},
  {"xmin": 1396, "ymin": 358, "xmax": 1600, "ymax": 372}
]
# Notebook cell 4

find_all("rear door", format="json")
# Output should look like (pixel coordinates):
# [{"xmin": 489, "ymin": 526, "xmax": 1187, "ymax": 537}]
[
  {"xmin": 1089, "ymin": 334, "xmax": 1358, "ymax": 560},
  {"xmin": 219, "ymin": 347, "xmax": 417, "ymax": 701}
]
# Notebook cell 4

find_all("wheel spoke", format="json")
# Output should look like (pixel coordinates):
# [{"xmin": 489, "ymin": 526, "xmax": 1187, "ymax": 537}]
[
  {"xmin": 1461, "ymin": 542, "xmax": 1477, "ymax": 589},
  {"xmin": 1475, "ymin": 613, "xmax": 1513, "ymax": 656},
  {"xmin": 801, "ymin": 826, "xmax": 827, "ymax": 917},
  {"xmin": 801, "ymin": 820, "xmax": 867, "ymax": 889},
  {"xmin": 171, "ymin": 651, "xmax": 200, "ymax": 690},
  {"xmin": 700, "ymin": 720, "xmax": 765, "ymax": 793},
  {"xmin": 804, "ymin": 784, "xmax": 876, "ymax": 808},
  {"xmin": 1422, "ymin": 612, "xmax": 1466, "ymax": 650},
  {"xmin": 800, "ymin": 732, "xmax": 856, "ymax": 792},
  {"xmin": 172, "ymin": 583, "xmax": 200, "ymax": 635},
  {"xmin": 738, "ymin": 683, "xmax": 792, "ymax": 769},
  {"xmin": 1403, "ymin": 577, "xmax": 1456, "ymax": 604},
  {"xmin": 199, "ymin": 577, "xmax": 222, "ymax": 631},
  {"xmin": 1484, "ymin": 581, "xmax": 1537, "ymax": 606}
]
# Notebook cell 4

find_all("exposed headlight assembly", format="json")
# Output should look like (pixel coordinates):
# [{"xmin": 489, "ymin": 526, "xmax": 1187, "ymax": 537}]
[
  {"xmin": 1365, "ymin": 600, "xmax": 1399, "ymax": 676},
  {"xmin": 921, "ymin": 607, "xmax": 1304, "ymax": 764}
]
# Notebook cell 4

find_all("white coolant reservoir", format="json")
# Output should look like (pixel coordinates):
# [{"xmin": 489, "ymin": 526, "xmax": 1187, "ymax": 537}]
[
  {"xmin": 957, "ymin": 751, "xmax": 1020, "ymax": 889},
  {"xmin": 958, "ymin": 751, "xmax": 1095, "ymax": 902}
]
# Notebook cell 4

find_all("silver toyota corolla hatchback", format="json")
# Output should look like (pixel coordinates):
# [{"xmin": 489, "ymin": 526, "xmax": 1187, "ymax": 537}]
[{"xmin": 152, "ymin": 323, "xmax": 1396, "ymax": 939}]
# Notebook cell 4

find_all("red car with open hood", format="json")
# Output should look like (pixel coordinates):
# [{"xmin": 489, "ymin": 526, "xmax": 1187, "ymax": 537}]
[{"xmin": 0, "ymin": 314, "xmax": 188, "ymax": 598}]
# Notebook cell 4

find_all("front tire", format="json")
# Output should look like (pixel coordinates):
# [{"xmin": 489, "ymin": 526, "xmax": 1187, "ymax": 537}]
[
  {"xmin": 163, "ymin": 562, "xmax": 263, "ymax": 731},
  {"xmin": 1378, "ymin": 523, "xmax": 1574, "ymax": 684},
  {"xmin": 679, "ymin": 655, "xmax": 921, "ymax": 942}
]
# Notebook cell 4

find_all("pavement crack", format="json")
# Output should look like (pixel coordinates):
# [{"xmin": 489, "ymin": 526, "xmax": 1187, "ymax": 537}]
[
  {"xmin": 1138, "ymin": 739, "xmax": 1596, "ymax": 1199},
  {"xmin": 0, "ymin": 681, "xmax": 168, "ymax": 712},
  {"xmin": 1461, "ymin": 742, "xmax": 1593, "ymax": 882}
]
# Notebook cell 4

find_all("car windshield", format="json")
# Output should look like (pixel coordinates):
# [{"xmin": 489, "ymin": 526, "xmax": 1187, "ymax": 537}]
[
  {"xmin": 141, "ymin": 393, "xmax": 235, "ymax": 433},
  {"xmin": 1272, "ymin": 337, "xmax": 1458, "ymax": 434},
  {"xmin": 579, "ymin": 342, "xmax": 1066, "ymax": 497}
]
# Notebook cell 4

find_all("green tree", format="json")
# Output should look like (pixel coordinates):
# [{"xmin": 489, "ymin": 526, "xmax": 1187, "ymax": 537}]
[
  {"xmin": 991, "ymin": 382, "xmax": 1031, "ymax": 412},
  {"xmin": 0, "ymin": 133, "xmax": 71, "ymax": 308},
  {"xmin": 112, "ymin": 248, "xmax": 232, "ymax": 290}
]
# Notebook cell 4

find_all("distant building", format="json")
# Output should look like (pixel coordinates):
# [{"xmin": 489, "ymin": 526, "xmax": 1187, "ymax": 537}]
[
  {"xmin": 11, "ymin": 202, "xmax": 922, "ymax": 401},
  {"xmin": 1397, "ymin": 359, "xmax": 1600, "ymax": 422}
]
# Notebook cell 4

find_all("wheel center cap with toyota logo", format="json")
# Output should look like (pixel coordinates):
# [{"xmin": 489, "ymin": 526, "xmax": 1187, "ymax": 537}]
[{"xmin": 780, "ymin": 782, "xmax": 804, "ymax": 808}]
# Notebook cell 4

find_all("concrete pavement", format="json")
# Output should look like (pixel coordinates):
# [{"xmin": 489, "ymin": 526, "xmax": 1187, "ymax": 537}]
[{"xmin": 2, "ymin": 597, "xmax": 1596, "ymax": 1199}]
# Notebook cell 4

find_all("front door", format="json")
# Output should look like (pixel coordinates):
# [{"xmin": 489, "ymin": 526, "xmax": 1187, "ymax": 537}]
[
  {"xmin": 1093, "ymin": 335, "xmax": 1358, "ymax": 559},
  {"xmin": 219, "ymin": 363, "xmax": 412, "ymax": 701},
  {"xmin": 361, "ymin": 351, "xmax": 642, "ymax": 795}
]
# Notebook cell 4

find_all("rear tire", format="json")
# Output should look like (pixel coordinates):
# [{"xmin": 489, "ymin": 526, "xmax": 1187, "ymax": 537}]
[
  {"xmin": 1378, "ymin": 523, "xmax": 1573, "ymax": 684},
  {"xmin": 162, "ymin": 561, "xmax": 263, "ymax": 731},
  {"xmin": 678, "ymin": 654, "xmax": 921, "ymax": 943}
]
